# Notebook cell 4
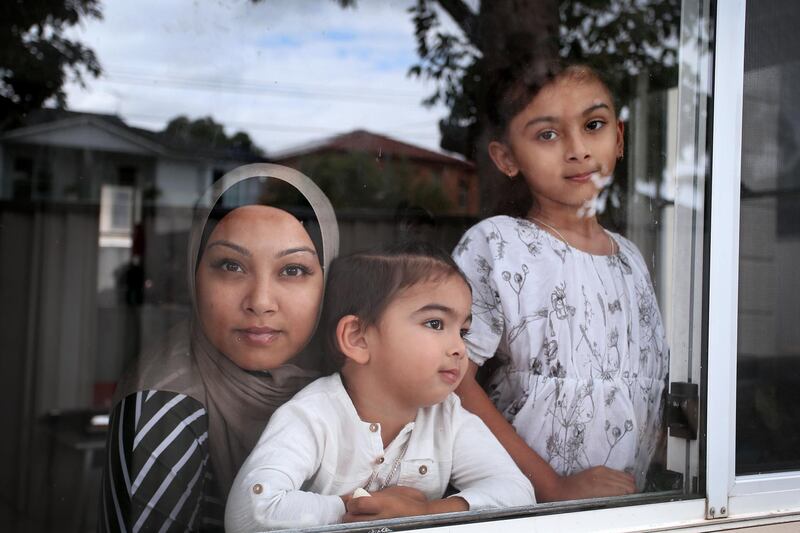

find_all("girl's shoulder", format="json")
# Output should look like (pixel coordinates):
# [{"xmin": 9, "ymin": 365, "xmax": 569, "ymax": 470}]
[
  {"xmin": 608, "ymin": 231, "xmax": 650, "ymax": 272},
  {"xmin": 454, "ymin": 215, "xmax": 534, "ymax": 259},
  {"xmin": 459, "ymin": 215, "xmax": 520, "ymax": 238}
]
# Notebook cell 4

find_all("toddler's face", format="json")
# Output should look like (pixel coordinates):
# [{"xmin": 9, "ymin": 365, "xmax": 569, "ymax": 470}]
[
  {"xmin": 195, "ymin": 205, "xmax": 323, "ymax": 371},
  {"xmin": 491, "ymin": 76, "xmax": 624, "ymax": 216},
  {"xmin": 364, "ymin": 275, "xmax": 472, "ymax": 410}
]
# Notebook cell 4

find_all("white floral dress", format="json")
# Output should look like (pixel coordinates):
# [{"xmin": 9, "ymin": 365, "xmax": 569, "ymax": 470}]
[{"xmin": 453, "ymin": 216, "xmax": 668, "ymax": 487}]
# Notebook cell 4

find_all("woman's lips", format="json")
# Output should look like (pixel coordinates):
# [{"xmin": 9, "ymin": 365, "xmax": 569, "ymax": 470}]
[
  {"xmin": 438, "ymin": 368, "xmax": 461, "ymax": 385},
  {"xmin": 237, "ymin": 327, "xmax": 281, "ymax": 346}
]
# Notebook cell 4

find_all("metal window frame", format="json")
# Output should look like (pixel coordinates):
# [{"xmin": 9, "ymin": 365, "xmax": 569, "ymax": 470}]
[{"xmin": 714, "ymin": 0, "xmax": 800, "ymax": 517}]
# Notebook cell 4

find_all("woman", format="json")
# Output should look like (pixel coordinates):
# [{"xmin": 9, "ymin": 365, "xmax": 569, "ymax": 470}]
[{"xmin": 98, "ymin": 164, "xmax": 339, "ymax": 532}]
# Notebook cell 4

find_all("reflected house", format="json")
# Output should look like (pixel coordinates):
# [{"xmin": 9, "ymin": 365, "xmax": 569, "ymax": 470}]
[
  {"xmin": 1, "ymin": 109, "xmax": 263, "ymax": 207},
  {"xmin": 0, "ymin": 116, "xmax": 478, "ymax": 528},
  {"xmin": 272, "ymin": 129, "xmax": 479, "ymax": 217},
  {"xmin": 0, "ymin": 109, "xmax": 270, "ymax": 528},
  {"xmin": 0, "ymin": 109, "xmax": 264, "ymax": 412}
]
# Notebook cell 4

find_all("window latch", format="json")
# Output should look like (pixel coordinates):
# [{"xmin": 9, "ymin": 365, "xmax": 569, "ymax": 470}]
[{"xmin": 667, "ymin": 382, "xmax": 699, "ymax": 440}]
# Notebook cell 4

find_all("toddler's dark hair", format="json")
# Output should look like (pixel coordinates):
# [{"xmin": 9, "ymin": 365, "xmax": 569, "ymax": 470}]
[{"xmin": 320, "ymin": 241, "xmax": 470, "ymax": 369}]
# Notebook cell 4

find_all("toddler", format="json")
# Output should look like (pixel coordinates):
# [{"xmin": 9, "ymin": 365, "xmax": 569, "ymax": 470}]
[{"xmin": 225, "ymin": 242, "xmax": 535, "ymax": 531}]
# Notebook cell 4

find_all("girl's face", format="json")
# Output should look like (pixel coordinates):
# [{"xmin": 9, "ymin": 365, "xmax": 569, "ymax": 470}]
[
  {"xmin": 195, "ymin": 205, "xmax": 323, "ymax": 371},
  {"xmin": 489, "ymin": 76, "xmax": 624, "ymax": 216},
  {"xmin": 363, "ymin": 275, "xmax": 472, "ymax": 410}
]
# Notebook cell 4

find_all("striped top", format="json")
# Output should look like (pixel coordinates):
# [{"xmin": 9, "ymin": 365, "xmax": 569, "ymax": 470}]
[{"xmin": 98, "ymin": 390, "xmax": 224, "ymax": 532}]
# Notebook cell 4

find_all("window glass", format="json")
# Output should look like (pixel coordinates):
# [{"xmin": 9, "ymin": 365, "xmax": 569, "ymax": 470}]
[
  {"xmin": 736, "ymin": 0, "xmax": 800, "ymax": 476},
  {"xmin": 0, "ymin": 0, "xmax": 711, "ymax": 530}
]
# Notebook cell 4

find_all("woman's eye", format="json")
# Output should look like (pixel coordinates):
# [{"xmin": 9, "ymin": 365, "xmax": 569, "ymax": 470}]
[
  {"xmin": 425, "ymin": 319, "xmax": 444, "ymax": 330},
  {"xmin": 538, "ymin": 130, "xmax": 557, "ymax": 141},
  {"xmin": 586, "ymin": 119, "xmax": 606, "ymax": 131},
  {"xmin": 281, "ymin": 264, "xmax": 311, "ymax": 277},
  {"xmin": 216, "ymin": 260, "xmax": 244, "ymax": 273}
]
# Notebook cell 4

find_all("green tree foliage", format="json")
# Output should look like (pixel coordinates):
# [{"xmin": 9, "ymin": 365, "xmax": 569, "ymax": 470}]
[
  {"xmin": 0, "ymin": 0, "xmax": 102, "ymax": 125},
  {"xmin": 327, "ymin": 0, "xmax": 680, "ymax": 212},
  {"xmin": 163, "ymin": 115, "xmax": 262, "ymax": 155},
  {"xmin": 271, "ymin": 152, "xmax": 451, "ymax": 214},
  {"xmin": 403, "ymin": 0, "xmax": 680, "ymax": 159}
]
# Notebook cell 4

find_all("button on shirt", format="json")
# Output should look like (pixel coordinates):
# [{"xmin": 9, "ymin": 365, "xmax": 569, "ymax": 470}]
[{"xmin": 225, "ymin": 374, "xmax": 536, "ymax": 531}]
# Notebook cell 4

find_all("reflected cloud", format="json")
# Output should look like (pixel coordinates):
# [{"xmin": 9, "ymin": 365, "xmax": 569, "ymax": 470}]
[{"xmin": 62, "ymin": 0, "xmax": 451, "ymax": 154}]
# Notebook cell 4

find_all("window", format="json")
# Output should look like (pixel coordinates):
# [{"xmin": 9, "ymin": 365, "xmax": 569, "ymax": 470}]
[
  {"xmin": 736, "ymin": 0, "xmax": 800, "ymax": 476},
  {"xmin": 2, "ymin": 1, "xmax": 800, "ymax": 531},
  {"xmin": 11, "ymin": 157, "xmax": 33, "ymax": 199}
]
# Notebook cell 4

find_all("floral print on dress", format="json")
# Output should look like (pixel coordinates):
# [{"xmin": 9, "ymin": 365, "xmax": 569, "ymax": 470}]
[{"xmin": 453, "ymin": 216, "xmax": 669, "ymax": 488}]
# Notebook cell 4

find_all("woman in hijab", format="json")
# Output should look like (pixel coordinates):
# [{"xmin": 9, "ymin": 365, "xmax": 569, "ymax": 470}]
[{"xmin": 98, "ymin": 164, "xmax": 339, "ymax": 532}]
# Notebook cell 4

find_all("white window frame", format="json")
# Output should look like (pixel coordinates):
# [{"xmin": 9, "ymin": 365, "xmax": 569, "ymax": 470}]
[{"xmin": 709, "ymin": 0, "xmax": 800, "ymax": 519}]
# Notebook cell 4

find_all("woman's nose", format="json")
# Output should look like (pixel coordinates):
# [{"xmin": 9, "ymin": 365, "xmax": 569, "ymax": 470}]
[{"xmin": 244, "ymin": 277, "xmax": 278, "ymax": 314}]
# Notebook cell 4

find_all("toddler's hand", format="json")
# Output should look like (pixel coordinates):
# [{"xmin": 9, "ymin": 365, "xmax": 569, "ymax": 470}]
[
  {"xmin": 343, "ymin": 485, "xmax": 428, "ymax": 522},
  {"xmin": 554, "ymin": 466, "xmax": 636, "ymax": 500}
]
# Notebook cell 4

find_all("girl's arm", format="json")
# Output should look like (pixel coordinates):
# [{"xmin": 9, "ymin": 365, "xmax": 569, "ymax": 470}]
[{"xmin": 455, "ymin": 361, "xmax": 636, "ymax": 502}]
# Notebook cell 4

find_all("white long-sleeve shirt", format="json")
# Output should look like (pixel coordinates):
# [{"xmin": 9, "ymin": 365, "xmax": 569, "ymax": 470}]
[{"xmin": 225, "ymin": 373, "xmax": 536, "ymax": 531}]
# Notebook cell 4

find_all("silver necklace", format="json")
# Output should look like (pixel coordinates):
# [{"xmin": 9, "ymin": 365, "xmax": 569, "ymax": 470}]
[
  {"xmin": 529, "ymin": 216, "xmax": 617, "ymax": 255},
  {"xmin": 363, "ymin": 440, "xmax": 410, "ymax": 491}
]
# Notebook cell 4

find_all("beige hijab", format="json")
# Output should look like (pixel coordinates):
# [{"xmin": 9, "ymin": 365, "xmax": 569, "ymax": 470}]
[{"xmin": 113, "ymin": 163, "xmax": 339, "ymax": 496}]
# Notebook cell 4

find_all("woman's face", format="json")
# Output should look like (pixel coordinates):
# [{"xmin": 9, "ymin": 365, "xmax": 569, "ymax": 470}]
[{"xmin": 195, "ymin": 205, "xmax": 323, "ymax": 371}]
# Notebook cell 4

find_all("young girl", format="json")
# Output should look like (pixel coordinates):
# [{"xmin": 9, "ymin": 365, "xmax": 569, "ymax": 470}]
[
  {"xmin": 225, "ymin": 242, "xmax": 535, "ymax": 531},
  {"xmin": 453, "ymin": 63, "xmax": 668, "ymax": 502}
]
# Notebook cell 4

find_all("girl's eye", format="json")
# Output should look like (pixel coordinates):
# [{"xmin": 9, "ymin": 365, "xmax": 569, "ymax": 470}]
[
  {"xmin": 538, "ymin": 130, "xmax": 558, "ymax": 141},
  {"xmin": 281, "ymin": 264, "xmax": 311, "ymax": 277},
  {"xmin": 460, "ymin": 328, "xmax": 470, "ymax": 339},
  {"xmin": 586, "ymin": 119, "xmax": 606, "ymax": 131},
  {"xmin": 424, "ymin": 319, "xmax": 444, "ymax": 331}
]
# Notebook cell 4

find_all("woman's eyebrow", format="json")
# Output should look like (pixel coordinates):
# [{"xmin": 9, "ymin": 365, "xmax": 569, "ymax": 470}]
[
  {"xmin": 206, "ymin": 240, "xmax": 250, "ymax": 256},
  {"xmin": 276, "ymin": 246, "xmax": 317, "ymax": 258}
]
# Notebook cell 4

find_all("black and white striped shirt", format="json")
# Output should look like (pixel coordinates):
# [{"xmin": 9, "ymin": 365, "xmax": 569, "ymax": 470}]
[{"xmin": 99, "ymin": 390, "xmax": 224, "ymax": 532}]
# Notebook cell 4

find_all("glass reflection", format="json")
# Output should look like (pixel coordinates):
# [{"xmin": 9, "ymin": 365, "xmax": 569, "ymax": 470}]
[{"xmin": 0, "ymin": 1, "xmax": 705, "ymax": 530}]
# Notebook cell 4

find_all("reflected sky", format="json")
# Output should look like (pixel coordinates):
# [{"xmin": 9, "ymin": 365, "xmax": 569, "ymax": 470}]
[{"xmin": 63, "ymin": 0, "xmax": 456, "ymax": 154}]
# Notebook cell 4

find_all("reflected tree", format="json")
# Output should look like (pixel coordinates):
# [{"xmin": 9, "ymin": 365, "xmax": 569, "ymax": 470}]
[
  {"xmin": 163, "ymin": 115, "xmax": 263, "ymax": 155},
  {"xmin": 0, "ymin": 0, "xmax": 102, "ymax": 127},
  {"xmin": 331, "ymin": 0, "xmax": 680, "ymax": 210},
  {"xmin": 268, "ymin": 152, "xmax": 451, "ymax": 214},
  {"xmin": 251, "ymin": 0, "xmax": 680, "ymax": 210},
  {"xmin": 410, "ymin": 0, "xmax": 679, "ymax": 209}
]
